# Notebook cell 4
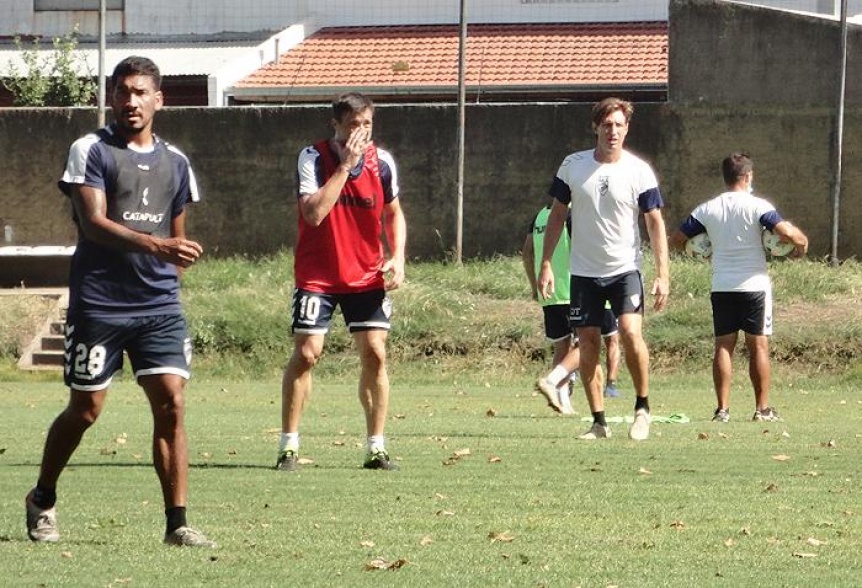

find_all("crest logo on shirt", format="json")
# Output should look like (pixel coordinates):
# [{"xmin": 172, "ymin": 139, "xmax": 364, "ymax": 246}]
[
  {"xmin": 598, "ymin": 176, "xmax": 610, "ymax": 197},
  {"xmin": 142, "ymin": 187, "xmax": 150, "ymax": 206}
]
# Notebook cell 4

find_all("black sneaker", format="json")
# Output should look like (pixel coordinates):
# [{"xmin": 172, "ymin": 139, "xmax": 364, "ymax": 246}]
[
  {"xmin": 363, "ymin": 450, "xmax": 399, "ymax": 471},
  {"xmin": 275, "ymin": 449, "xmax": 298, "ymax": 472}
]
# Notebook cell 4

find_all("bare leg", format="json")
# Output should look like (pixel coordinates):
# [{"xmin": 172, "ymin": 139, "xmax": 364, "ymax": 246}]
[
  {"xmin": 617, "ymin": 313, "xmax": 648, "ymax": 399},
  {"xmin": 576, "ymin": 326, "xmax": 603, "ymax": 412},
  {"xmin": 36, "ymin": 389, "xmax": 108, "ymax": 492},
  {"xmin": 744, "ymin": 333, "xmax": 771, "ymax": 411},
  {"xmin": 354, "ymin": 329, "xmax": 390, "ymax": 437},
  {"xmin": 141, "ymin": 374, "xmax": 189, "ymax": 509},
  {"xmin": 281, "ymin": 334, "xmax": 324, "ymax": 434},
  {"xmin": 604, "ymin": 333, "xmax": 621, "ymax": 384},
  {"xmin": 713, "ymin": 333, "xmax": 737, "ymax": 410}
]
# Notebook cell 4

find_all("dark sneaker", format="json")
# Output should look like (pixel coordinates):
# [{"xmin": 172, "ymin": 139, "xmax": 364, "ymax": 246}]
[
  {"xmin": 363, "ymin": 450, "xmax": 399, "ymax": 471},
  {"xmin": 753, "ymin": 407, "xmax": 780, "ymax": 422},
  {"xmin": 275, "ymin": 449, "xmax": 298, "ymax": 472},
  {"xmin": 712, "ymin": 408, "xmax": 730, "ymax": 423},
  {"xmin": 164, "ymin": 526, "xmax": 216, "ymax": 548},
  {"xmin": 603, "ymin": 384, "xmax": 621, "ymax": 398},
  {"xmin": 25, "ymin": 489, "xmax": 59, "ymax": 543}
]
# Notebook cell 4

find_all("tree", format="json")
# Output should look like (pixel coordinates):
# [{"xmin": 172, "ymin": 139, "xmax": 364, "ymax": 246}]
[{"xmin": 2, "ymin": 29, "xmax": 96, "ymax": 107}]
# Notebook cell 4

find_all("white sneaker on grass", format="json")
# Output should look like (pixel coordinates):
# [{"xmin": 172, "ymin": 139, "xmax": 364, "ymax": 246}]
[
  {"xmin": 536, "ymin": 378, "xmax": 563, "ymax": 413},
  {"xmin": 164, "ymin": 526, "xmax": 216, "ymax": 548},
  {"xmin": 25, "ymin": 490, "xmax": 59, "ymax": 543},
  {"xmin": 578, "ymin": 422, "xmax": 610, "ymax": 440},
  {"xmin": 629, "ymin": 409, "xmax": 651, "ymax": 441}
]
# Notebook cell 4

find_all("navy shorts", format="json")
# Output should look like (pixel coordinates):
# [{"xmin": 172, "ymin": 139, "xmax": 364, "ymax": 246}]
[
  {"xmin": 64, "ymin": 313, "xmax": 192, "ymax": 392},
  {"xmin": 569, "ymin": 271, "xmax": 644, "ymax": 329},
  {"xmin": 545, "ymin": 304, "xmax": 618, "ymax": 341},
  {"xmin": 711, "ymin": 290, "xmax": 772, "ymax": 337},
  {"xmin": 291, "ymin": 288, "xmax": 391, "ymax": 334}
]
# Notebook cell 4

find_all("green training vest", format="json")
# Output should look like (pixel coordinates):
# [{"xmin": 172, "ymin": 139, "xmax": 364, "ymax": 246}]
[{"xmin": 532, "ymin": 207, "xmax": 570, "ymax": 306}]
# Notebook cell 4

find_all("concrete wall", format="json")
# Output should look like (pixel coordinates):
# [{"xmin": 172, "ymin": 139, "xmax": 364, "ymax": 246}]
[
  {"xmin": 670, "ymin": 0, "xmax": 862, "ymax": 107},
  {"xmin": 1, "ymin": 101, "xmax": 858, "ymax": 263}
]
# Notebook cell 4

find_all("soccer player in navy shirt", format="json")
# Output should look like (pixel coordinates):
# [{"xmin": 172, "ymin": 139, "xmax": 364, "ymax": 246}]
[{"xmin": 25, "ymin": 56, "xmax": 214, "ymax": 547}]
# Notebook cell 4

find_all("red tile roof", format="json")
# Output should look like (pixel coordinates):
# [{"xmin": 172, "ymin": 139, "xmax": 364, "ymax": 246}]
[{"xmin": 233, "ymin": 23, "xmax": 667, "ymax": 99}]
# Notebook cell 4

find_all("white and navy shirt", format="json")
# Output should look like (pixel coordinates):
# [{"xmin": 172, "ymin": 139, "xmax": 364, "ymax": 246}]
[
  {"xmin": 679, "ymin": 191, "xmax": 783, "ymax": 292},
  {"xmin": 59, "ymin": 125, "xmax": 200, "ymax": 317},
  {"xmin": 549, "ymin": 148, "xmax": 663, "ymax": 278}
]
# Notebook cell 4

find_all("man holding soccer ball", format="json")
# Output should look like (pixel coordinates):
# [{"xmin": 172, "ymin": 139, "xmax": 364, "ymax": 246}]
[{"xmin": 670, "ymin": 153, "xmax": 808, "ymax": 423}]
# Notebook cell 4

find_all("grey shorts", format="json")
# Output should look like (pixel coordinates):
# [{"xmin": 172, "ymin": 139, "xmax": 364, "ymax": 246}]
[{"xmin": 64, "ymin": 313, "xmax": 191, "ymax": 391}]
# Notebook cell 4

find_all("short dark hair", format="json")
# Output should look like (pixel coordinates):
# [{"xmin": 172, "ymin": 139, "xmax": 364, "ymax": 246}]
[
  {"xmin": 592, "ymin": 97, "xmax": 634, "ymax": 127},
  {"xmin": 332, "ymin": 92, "xmax": 374, "ymax": 122},
  {"xmin": 722, "ymin": 153, "xmax": 754, "ymax": 185},
  {"xmin": 111, "ymin": 56, "xmax": 161, "ymax": 90}
]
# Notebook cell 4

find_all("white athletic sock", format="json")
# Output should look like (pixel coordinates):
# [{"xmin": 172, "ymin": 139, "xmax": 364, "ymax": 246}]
[
  {"xmin": 547, "ymin": 365, "xmax": 570, "ymax": 387},
  {"xmin": 367, "ymin": 435, "xmax": 385, "ymax": 454},
  {"xmin": 557, "ymin": 384, "xmax": 573, "ymax": 409},
  {"xmin": 279, "ymin": 432, "xmax": 299, "ymax": 452}
]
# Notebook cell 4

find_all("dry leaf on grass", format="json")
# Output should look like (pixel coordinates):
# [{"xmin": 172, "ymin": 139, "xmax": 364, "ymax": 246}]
[
  {"xmin": 638, "ymin": 467, "xmax": 653, "ymax": 475},
  {"xmin": 697, "ymin": 432, "xmax": 709, "ymax": 440},
  {"xmin": 436, "ymin": 510, "xmax": 455, "ymax": 517},
  {"xmin": 821, "ymin": 439, "xmax": 837, "ymax": 448},
  {"xmin": 486, "ymin": 408, "xmax": 497, "ymax": 417},
  {"xmin": 488, "ymin": 455, "xmax": 502, "ymax": 463},
  {"xmin": 360, "ymin": 540, "xmax": 375, "ymax": 548},
  {"xmin": 792, "ymin": 552, "xmax": 817, "ymax": 558},
  {"xmin": 670, "ymin": 520, "xmax": 686, "ymax": 530},
  {"xmin": 364, "ymin": 557, "xmax": 408, "ymax": 571},
  {"xmin": 806, "ymin": 537, "xmax": 827, "ymax": 546},
  {"xmin": 764, "ymin": 483, "xmax": 779, "ymax": 492},
  {"xmin": 772, "ymin": 454, "xmax": 791, "ymax": 462},
  {"xmin": 297, "ymin": 458, "xmax": 314, "ymax": 465},
  {"xmin": 419, "ymin": 535, "xmax": 434, "ymax": 546},
  {"xmin": 488, "ymin": 531, "xmax": 515, "ymax": 543},
  {"xmin": 724, "ymin": 538, "xmax": 735, "ymax": 547}
]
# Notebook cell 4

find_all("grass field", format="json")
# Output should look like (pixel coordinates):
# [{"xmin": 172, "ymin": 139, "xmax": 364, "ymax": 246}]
[
  {"xmin": 0, "ymin": 254, "xmax": 859, "ymax": 586},
  {"xmin": 0, "ymin": 371, "xmax": 859, "ymax": 587}
]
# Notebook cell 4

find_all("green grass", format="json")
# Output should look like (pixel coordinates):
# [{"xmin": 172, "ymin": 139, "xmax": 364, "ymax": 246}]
[
  {"xmin": 0, "ymin": 254, "xmax": 860, "ymax": 586},
  {"xmin": 0, "ymin": 373, "xmax": 859, "ymax": 587}
]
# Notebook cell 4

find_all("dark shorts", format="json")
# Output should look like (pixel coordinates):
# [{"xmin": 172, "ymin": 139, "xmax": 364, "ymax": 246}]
[
  {"xmin": 291, "ymin": 288, "xmax": 391, "ymax": 334},
  {"xmin": 711, "ymin": 290, "xmax": 772, "ymax": 337},
  {"xmin": 569, "ymin": 271, "xmax": 644, "ymax": 329},
  {"xmin": 544, "ymin": 304, "xmax": 618, "ymax": 341},
  {"xmin": 64, "ymin": 313, "xmax": 191, "ymax": 392}
]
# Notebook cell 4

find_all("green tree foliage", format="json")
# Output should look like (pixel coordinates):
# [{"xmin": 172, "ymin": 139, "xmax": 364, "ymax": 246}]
[{"xmin": 2, "ymin": 30, "xmax": 95, "ymax": 106}]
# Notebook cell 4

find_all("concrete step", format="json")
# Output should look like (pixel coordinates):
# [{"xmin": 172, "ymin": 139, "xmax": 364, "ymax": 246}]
[
  {"xmin": 41, "ymin": 334, "xmax": 65, "ymax": 351},
  {"xmin": 31, "ymin": 350, "xmax": 64, "ymax": 367}
]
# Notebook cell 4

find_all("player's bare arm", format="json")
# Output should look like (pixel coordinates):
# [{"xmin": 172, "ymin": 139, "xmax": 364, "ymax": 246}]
[
  {"xmin": 71, "ymin": 184, "xmax": 202, "ymax": 267},
  {"xmin": 537, "ymin": 200, "xmax": 567, "ymax": 300},
  {"xmin": 299, "ymin": 126, "xmax": 370, "ymax": 226},
  {"xmin": 521, "ymin": 235, "xmax": 539, "ymax": 301},
  {"xmin": 381, "ymin": 198, "xmax": 406, "ymax": 290},
  {"xmin": 644, "ymin": 208, "xmax": 670, "ymax": 311},
  {"xmin": 773, "ymin": 220, "xmax": 809, "ymax": 257}
]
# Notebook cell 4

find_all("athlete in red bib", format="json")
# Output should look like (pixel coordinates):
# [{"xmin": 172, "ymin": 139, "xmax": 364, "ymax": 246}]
[{"xmin": 277, "ymin": 92, "xmax": 406, "ymax": 472}]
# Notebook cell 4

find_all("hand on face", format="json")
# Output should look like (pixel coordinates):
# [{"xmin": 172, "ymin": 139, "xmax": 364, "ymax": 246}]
[{"xmin": 334, "ymin": 125, "xmax": 371, "ymax": 172}]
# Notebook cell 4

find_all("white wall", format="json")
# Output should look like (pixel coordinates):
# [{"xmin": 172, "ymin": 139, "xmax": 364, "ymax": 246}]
[{"xmin": 2, "ymin": 0, "xmax": 860, "ymax": 38}]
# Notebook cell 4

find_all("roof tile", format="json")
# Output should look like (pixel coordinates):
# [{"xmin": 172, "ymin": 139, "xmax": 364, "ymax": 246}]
[{"xmin": 234, "ymin": 22, "xmax": 667, "ymax": 91}]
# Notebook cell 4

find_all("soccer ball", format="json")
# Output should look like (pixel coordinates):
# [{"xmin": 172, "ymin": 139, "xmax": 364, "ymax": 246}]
[
  {"xmin": 685, "ymin": 232, "xmax": 712, "ymax": 260},
  {"xmin": 762, "ymin": 229, "xmax": 794, "ymax": 257}
]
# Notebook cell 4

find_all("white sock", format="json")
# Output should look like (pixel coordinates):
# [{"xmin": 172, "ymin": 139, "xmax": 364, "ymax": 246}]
[
  {"xmin": 547, "ymin": 365, "xmax": 570, "ymax": 387},
  {"xmin": 557, "ymin": 384, "xmax": 573, "ymax": 408},
  {"xmin": 367, "ymin": 435, "xmax": 385, "ymax": 454},
  {"xmin": 280, "ymin": 432, "xmax": 299, "ymax": 452}
]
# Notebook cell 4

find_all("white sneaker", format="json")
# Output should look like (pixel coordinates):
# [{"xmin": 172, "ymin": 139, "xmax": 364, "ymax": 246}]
[
  {"xmin": 578, "ymin": 422, "xmax": 610, "ymax": 440},
  {"xmin": 25, "ymin": 490, "xmax": 59, "ymax": 543},
  {"xmin": 535, "ymin": 378, "xmax": 563, "ymax": 413},
  {"xmin": 629, "ymin": 409, "xmax": 651, "ymax": 441},
  {"xmin": 164, "ymin": 526, "xmax": 217, "ymax": 548}
]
